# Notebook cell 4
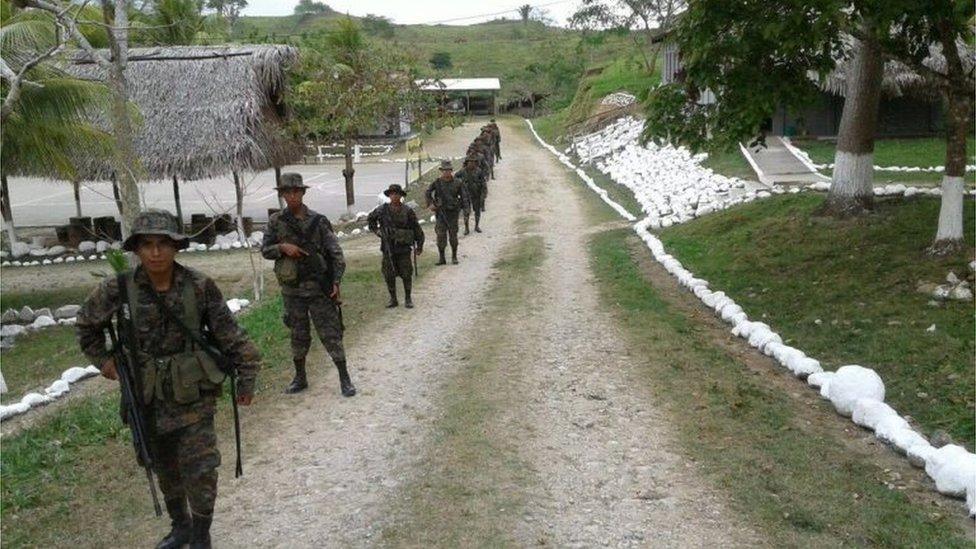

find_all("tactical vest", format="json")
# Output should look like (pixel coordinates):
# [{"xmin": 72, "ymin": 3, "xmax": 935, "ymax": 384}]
[
  {"xmin": 272, "ymin": 213, "xmax": 333, "ymax": 287},
  {"xmin": 383, "ymin": 205, "xmax": 416, "ymax": 246},
  {"xmin": 125, "ymin": 271, "xmax": 226, "ymax": 406}
]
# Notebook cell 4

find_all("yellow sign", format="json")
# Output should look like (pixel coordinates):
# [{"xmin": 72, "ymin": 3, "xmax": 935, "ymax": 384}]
[{"xmin": 406, "ymin": 136, "xmax": 424, "ymax": 155}]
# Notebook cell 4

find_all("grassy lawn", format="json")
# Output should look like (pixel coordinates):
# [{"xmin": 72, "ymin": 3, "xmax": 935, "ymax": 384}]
[
  {"xmin": 0, "ymin": 326, "xmax": 86, "ymax": 403},
  {"xmin": 794, "ymin": 138, "xmax": 976, "ymax": 186},
  {"xmin": 0, "ymin": 248, "xmax": 425, "ymax": 547},
  {"xmin": 1, "ymin": 286, "xmax": 95, "ymax": 313},
  {"xmin": 589, "ymin": 228, "xmax": 971, "ymax": 547},
  {"xmin": 659, "ymin": 194, "xmax": 975, "ymax": 449},
  {"xmin": 702, "ymin": 147, "xmax": 760, "ymax": 182}
]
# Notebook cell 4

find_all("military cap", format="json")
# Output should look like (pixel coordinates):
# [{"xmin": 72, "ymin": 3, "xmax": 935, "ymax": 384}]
[
  {"xmin": 489, "ymin": 118, "xmax": 496, "ymax": 122},
  {"xmin": 383, "ymin": 183, "xmax": 407, "ymax": 197},
  {"xmin": 439, "ymin": 160, "xmax": 453, "ymax": 170},
  {"xmin": 122, "ymin": 209, "xmax": 189, "ymax": 251},
  {"xmin": 275, "ymin": 172, "xmax": 309, "ymax": 191}
]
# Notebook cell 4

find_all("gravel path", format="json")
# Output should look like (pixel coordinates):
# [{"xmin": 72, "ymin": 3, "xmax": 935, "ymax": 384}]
[{"xmin": 207, "ymin": 118, "xmax": 759, "ymax": 547}]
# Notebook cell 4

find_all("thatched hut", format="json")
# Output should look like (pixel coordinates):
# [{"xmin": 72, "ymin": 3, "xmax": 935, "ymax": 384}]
[{"xmin": 65, "ymin": 45, "xmax": 300, "ymax": 181}]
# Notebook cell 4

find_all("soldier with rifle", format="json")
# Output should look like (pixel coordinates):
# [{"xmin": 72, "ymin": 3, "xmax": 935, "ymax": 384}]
[
  {"xmin": 261, "ymin": 173, "xmax": 356, "ymax": 397},
  {"xmin": 425, "ymin": 160, "xmax": 468, "ymax": 265},
  {"xmin": 76, "ymin": 209, "xmax": 261, "ymax": 549},
  {"xmin": 458, "ymin": 157, "xmax": 487, "ymax": 235},
  {"xmin": 367, "ymin": 184, "xmax": 425, "ymax": 308},
  {"xmin": 487, "ymin": 118, "xmax": 501, "ymax": 161}
]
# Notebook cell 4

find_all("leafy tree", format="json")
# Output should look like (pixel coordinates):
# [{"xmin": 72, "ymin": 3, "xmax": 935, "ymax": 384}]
[
  {"xmin": 294, "ymin": 0, "xmax": 329, "ymax": 16},
  {"xmin": 519, "ymin": 4, "xmax": 531, "ymax": 25},
  {"xmin": 361, "ymin": 14, "xmax": 394, "ymax": 38},
  {"xmin": 147, "ymin": 0, "xmax": 206, "ymax": 45},
  {"xmin": 429, "ymin": 51, "xmax": 452, "ymax": 70},
  {"xmin": 570, "ymin": 0, "xmax": 684, "ymax": 73},
  {"xmin": 291, "ymin": 18, "xmax": 436, "ymax": 215},
  {"xmin": 205, "ymin": 0, "xmax": 246, "ymax": 30}
]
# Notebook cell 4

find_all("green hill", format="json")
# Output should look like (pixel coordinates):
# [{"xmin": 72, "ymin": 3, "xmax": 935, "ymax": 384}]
[{"xmin": 233, "ymin": 13, "xmax": 635, "ymax": 111}]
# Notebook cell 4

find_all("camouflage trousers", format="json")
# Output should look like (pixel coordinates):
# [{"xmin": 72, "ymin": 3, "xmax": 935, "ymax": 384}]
[
  {"xmin": 382, "ymin": 251, "xmax": 413, "ymax": 284},
  {"xmin": 434, "ymin": 209, "xmax": 461, "ymax": 250},
  {"xmin": 463, "ymin": 193, "xmax": 484, "ymax": 228},
  {"xmin": 152, "ymin": 416, "xmax": 220, "ymax": 516},
  {"xmin": 283, "ymin": 293, "xmax": 346, "ymax": 363}
]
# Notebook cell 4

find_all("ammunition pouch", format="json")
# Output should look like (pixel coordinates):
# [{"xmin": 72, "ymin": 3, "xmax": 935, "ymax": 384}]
[
  {"xmin": 274, "ymin": 256, "xmax": 299, "ymax": 287},
  {"xmin": 393, "ymin": 228, "xmax": 415, "ymax": 246}
]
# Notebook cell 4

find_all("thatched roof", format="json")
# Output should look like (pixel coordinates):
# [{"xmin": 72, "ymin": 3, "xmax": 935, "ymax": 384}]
[
  {"xmin": 59, "ymin": 45, "xmax": 300, "ymax": 182},
  {"xmin": 816, "ymin": 37, "xmax": 974, "ymax": 99}
]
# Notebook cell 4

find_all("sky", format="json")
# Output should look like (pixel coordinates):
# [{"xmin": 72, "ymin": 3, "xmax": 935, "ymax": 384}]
[{"xmin": 241, "ymin": 0, "xmax": 582, "ymax": 27}]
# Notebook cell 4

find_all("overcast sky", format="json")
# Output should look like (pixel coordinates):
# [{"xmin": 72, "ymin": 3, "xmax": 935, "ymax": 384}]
[{"xmin": 241, "ymin": 0, "xmax": 582, "ymax": 27}]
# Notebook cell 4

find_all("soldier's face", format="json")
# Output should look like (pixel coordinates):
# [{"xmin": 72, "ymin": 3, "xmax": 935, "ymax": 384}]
[
  {"xmin": 281, "ymin": 188, "xmax": 305, "ymax": 209},
  {"xmin": 136, "ymin": 235, "xmax": 177, "ymax": 274},
  {"xmin": 390, "ymin": 193, "xmax": 402, "ymax": 206}
]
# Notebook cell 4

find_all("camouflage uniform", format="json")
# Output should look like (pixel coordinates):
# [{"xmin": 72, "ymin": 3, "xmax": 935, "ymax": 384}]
[
  {"xmin": 425, "ymin": 163, "xmax": 469, "ymax": 264},
  {"xmin": 367, "ymin": 187, "xmax": 425, "ymax": 307},
  {"xmin": 457, "ymin": 163, "xmax": 487, "ymax": 233},
  {"xmin": 75, "ymin": 209, "xmax": 261, "ymax": 548},
  {"xmin": 488, "ymin": 120, "xmax": 501, "ymax": 160},
  {"xmin": 262, "ymin": 205, "xmax": 346, "ymax": 366}
]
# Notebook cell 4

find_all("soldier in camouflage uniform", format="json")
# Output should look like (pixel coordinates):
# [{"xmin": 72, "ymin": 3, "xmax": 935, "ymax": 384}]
[
  {"xmin": 76, "ymin": 209, "xmax": 261, "ymax": 549},
  {"xmin": 261, "ymin": 173, "xmax": 356, "ymax": 397},
  {"xmin": 488, "ymin": 118, "xmax": 501, "ymax": 161},
  {"xmin": 425, "ymin": 160, "xmax": 468, "ymax": 265},
  {"xmin": 474, "ymin": 135, "xmax": 495, "ymax": 180},
  {"xmin": 367, "ymin": 184, "xmax": 425, "ymax": 308},
  {"xmin": 457, "ymin": 157, "xmax": 487, "ymax": 235}
]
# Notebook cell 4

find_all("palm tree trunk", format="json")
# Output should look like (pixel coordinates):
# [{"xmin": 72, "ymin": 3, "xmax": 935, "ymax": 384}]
[
  {"xmin": 73, "ymin": 180, "xmax": 82, "ymax": 217},
  {"xmin": 822, "ymin": 34, "xmax": 883, "ymax": 217},
  {"xmin": 1, "ymin": 173, "xmax": 17, "ymax": 246},
  {"xmin": 343, "ymin": 135, "xmax": 356, "ymax": 216}
]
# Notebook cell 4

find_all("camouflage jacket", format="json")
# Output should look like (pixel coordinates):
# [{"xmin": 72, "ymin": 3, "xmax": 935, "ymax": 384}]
[
  {"xmin": 425, "ymin": 175, "xmax": 469, "ymax": 212},
  {"xmin": 367, "ymin": 203, "xmax": 425, "ymax": 255},
  {"xmin": 262, "ymin": 205, "xmax": 346, "ymax": 297},
  {"xmin": 456, "ymin": 167, "xmax": 487, "ymax": 201},
  {"xmin": 76, "ymin": 264, "xmax": 261, "ymax": 433}
]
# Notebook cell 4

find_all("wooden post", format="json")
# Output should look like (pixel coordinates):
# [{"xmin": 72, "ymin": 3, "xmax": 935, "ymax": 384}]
[
  {"xmin": 111, "ymin": 173, "xmax": 124, "ymax": 218},
  {"xmin": 343, "ymin": 135, "xmax": 356, "ymax": 215},
  {"xmin": 466, "ymin": 90, "xmax": 471, "ymax": 115},
  {"xmin": 233, "ymin": 171, "xmax": 245, "ymax": 237},
  {"xmin": 274, "ymin": 166, "xmax": 285, "ymax": 209},
  {"xmin": 1, "ymin": 173, "xmax": 16, "ymax": 245},
  {"xmin": 493, "ymin": 91, "xmax": 498, "ymax": 115},
  {"xmin": 72, "ymin": 179, "xmax": 82, "ymax": 217},
  {"xmin": 172, "ymin": 175, "xmax": 183, "ymax": 228},
  {"xmin": 404, "ymin": 157, "xmax": 409, "ymax": 189}
]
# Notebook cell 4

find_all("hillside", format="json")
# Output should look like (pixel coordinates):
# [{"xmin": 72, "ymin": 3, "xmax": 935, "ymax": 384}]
[{"xmin": 233, "ymin": 14, "xmax": 634, "ymax": 110}]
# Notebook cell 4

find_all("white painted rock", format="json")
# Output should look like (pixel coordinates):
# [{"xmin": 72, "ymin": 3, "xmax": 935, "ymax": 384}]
[
  {"xmin": 61, "ymin": 365, "xmax": 95, "ymax": 384},
  {"xmin": 55, "ymin": 305, "xmax": 81, "ymax": 319},
  {"xmin": 0, "ymin": 324, "xmax": 26, "ymax": 337},
  {"xmin": 18, "ymin": 306, "xmax": 35, "ymax": 323},
  {"xmin": 924, "ymin": 444, "xmax": 976, "ymax": 498},
  {"xmin": 95, "ymin": 241, "xmax": 111, "ymax": 253},
  {"xmin": 827, "ymin": 365, "xmax": 885, "ymax": 416},
  {"xmin": 907, "ymin": 443, "xmax": 937, "ymax": 468},
  {"xmin": 29, "ymin": 248, "xmax": 48, "ymax": 257},
  {"xmin": 351, "ymin": 228, "xmax": 362, "ymax": 236},
  {"xmin": 851, "ymin": 398, "xmax": 898, "ymax": 431},
  {"xmin": 47, "ymin": 245, "xmax": 66, "ymax": 256},
  {"xmin": 35, "ymin": 307, "xmax": 52, "ymax": 319},
  {"xmin": 1, "ymin": 309, "xmax": 19, "ymax": 323},
  {"xmin": 0, "ymin": 402, "xmax": 31, "ymax": 420},
  {"xmin": 45, "ymin": 379, "xmax": 70, "ymax": 397},
  {"xmin": 31, "ymin": 315, "xmax": 57, "ymax": 329},
  {"xmin": 78, "ymin": 241, "xmax": 97, "ymax": 253},
  {"xmin": 21, "ymin": 392, "xmax": 52, "ymax": 407}
]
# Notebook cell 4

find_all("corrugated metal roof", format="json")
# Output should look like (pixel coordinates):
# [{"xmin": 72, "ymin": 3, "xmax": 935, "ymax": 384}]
[{"xmin": 416, "ymin": 78, "xmax": 501, "ymax": 91}]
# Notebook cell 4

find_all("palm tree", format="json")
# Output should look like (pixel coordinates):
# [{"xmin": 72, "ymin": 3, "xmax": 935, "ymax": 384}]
[{"xmin": 1, "ymin": 1, "xmax": 112, "ymax": 247}]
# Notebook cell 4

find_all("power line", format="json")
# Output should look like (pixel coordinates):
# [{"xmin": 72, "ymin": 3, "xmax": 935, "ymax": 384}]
[{"xmin": 412, "ymin": 0, "xmax": 576, "ymax": 26}]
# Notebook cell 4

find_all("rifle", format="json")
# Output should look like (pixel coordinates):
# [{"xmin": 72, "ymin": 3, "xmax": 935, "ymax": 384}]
[
  {"xmin": 283, "ymin": 214, "xmax": 344, "ymax": 332},
  {"xmin": 413, "ymin": 245, "xmax": 419, "ymax": 277},
  {"xmin": 378, "ymin": 206, "xmax": 403, "ymax": 281},
  {"xmin": 110, "ymin": 308, "xmax": 163, "ymax": 517}
]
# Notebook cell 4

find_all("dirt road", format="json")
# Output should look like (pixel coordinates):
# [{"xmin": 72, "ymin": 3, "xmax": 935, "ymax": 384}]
[{"xmin": 209, "ymin": 119, "xmax": 760, "ymax": 547}]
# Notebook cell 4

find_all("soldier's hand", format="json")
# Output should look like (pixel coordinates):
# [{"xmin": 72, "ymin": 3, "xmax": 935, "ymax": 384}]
[
  {"xmin": 279, "ymin": 243, "xmax": 308, "ymax": 258},
  {"xmin": 428, "ymin": 205, "xmax": 437, "ymax": 212},
  {"xmin": 330, "ymin": 283, "xmax": 341, "ymax": 301},
  {"xmin": 100, "ymin": 358, "xmax": 118, "ymax": 381},
  {"xmin": 236, "ymin": 393, "xmax": 254, "ymax": 406}
]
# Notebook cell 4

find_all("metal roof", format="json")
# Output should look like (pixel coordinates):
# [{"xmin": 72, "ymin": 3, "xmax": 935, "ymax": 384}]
[{"xmin": 416, "ymin": 78, "xmax": 501, "ymax": 92}]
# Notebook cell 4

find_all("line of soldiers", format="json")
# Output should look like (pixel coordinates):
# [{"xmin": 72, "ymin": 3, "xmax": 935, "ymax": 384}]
[{"xmin": 73, "ymin": 119, "xmax": 502, "ymax": 548}]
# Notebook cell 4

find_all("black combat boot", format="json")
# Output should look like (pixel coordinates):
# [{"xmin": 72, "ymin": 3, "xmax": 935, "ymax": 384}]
[
  {"xmin": 156, "ymin": 498, "xmax": 192, "ymax": 549},
  {"xmin": 436, "ymin": 248, "xmax": 447, "ymax": 265},
  {"xmin": 335, "ymin": 360, "xmax": 357, "ymax": 397},
  {"xmin": 463, "ymin": 217, "xmax": 470, "ymax": 235},
  {"xmin": 451, "ymin": 247, "xmax": 459, "ymax": 265},
  {"xmin": 386, "ymin": 281, "xmax": 398, "ymax": 308},
  {"xmin": 188, "ymin": 513, "xmax": 212, "ymax": 549},
  {"xmin": 403, "ymin": 279, "xmax": 414, "ymax": 309},
  {"xmin": 284, "ymin": 358, "xmax": 308, "ymax": 394}
]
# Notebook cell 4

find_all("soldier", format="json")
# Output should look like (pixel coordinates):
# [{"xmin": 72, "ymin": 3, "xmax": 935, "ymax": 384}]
[
  {"xmin": 76, "ymin": 209, "xmax": 261, "ymax": 549},
  {"xmin": 474, "ymin": 134, "xmax": 495, "ymax": 180},
  {"xmin": 261, "ymin": 173, "xmax": 356, "ymax": 397},
  {"xmin": 425, "ymin": 160, "xmax": 468, "ymax": 265},
  {"xmin": 457, "ymin": 157, "xmax": 487, "ymax": 234},
  {"xmin": 488, "ymin": 118, "xmax": 501, "ymax": 161},
  {"xmin": 367, "ymin": 184, "xmax": 425, "ymax": 308}
]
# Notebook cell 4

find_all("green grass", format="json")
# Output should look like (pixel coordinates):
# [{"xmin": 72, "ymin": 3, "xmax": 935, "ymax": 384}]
[
  {"xmin": 0, "ymin": 326, "xmax": 86, "ymax": 402},
  {"xmin": 794, "ymin": 138, "xmax": 976, "ymax": 186},
  {"xmin": 1, "ymin": 286, "xmax": 95, "ymax": 313},
  {"xmin": 702, "ymin": 147, "xmax": 760, "ymax": 181},
  {"xmin": 589, "ymin": 228, "xmax": 971, "ymax": 547},
  {"xmin": 660, "ymin": 194, "xmax": 975, "ymax": 449},
  {"xmin": 585, "ymin": 55, "xmax": 659, "ymax": 100},
  {"xmin": 0, "ymin": 249, "xmax": 417, "ymax": 547},
  {"xmin": 381, "ymin": 230, "xmax": 545, "ymax": 546}
]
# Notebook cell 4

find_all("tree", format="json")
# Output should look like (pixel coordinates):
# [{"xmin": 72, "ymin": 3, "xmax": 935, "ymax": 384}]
[
  {"xmin": 291, "ymin": 18, "xmax": 435, "ymax": 216},
  {"xmin": 148, "ymin": 0, "xmax": 206, "ymax": 45},
  {"xmin": 429, "ymin": 51, "xmax": 451, "ymax": 70},
  {"xmin": 518, "ymin": 4, "xmax": 532, "ymax": 24},
  {"xmin": 0, "ymin": 1, "xmax": 113, "ymax": 245},
  {"xmin": 570, "ymin": 0, "xmax": 685, "ymax": 73},
  {"xmin": 294, "ymin": 0, "xmax": 328, "ymax": 16},
  {"xmin": 361, "ymin": 14, "xmax": 393, "ymax": 38},
  {"xmin": 205, "ymin": 0, "xmax": 245, "ymax": 30}
]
